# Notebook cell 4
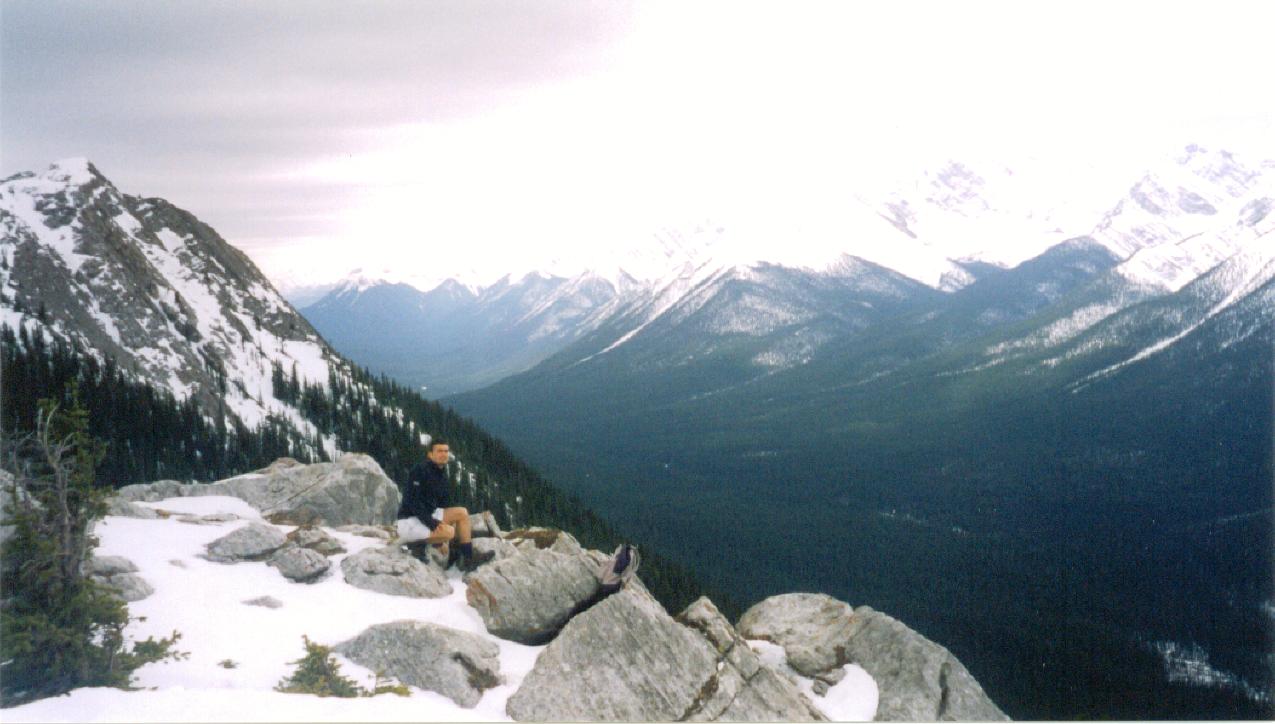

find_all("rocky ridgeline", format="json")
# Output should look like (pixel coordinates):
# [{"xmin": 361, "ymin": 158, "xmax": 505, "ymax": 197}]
[{"xmin": 97, "ymin": 454, "xmax": 1008, "ymax": 721}]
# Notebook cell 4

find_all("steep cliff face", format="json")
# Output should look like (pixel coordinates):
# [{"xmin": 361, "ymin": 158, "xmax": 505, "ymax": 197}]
[{"xmin": 1, "ymin": 158, "xmax": 337, "ymax": 433}]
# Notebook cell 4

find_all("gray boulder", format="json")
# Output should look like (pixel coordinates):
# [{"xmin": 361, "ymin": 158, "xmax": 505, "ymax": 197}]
[
  {"xmin": 85, "ymin": 555, "xmax": 139, "ymax": 577},
  {"xmin": 112, "ymin": 455, "xmax": 401, "ymax": 527},
  {"xmin": 676, "ymin": 597, "xmax": 827, "ymax": 722},
  {"xmin": 469, "ymin": 510, "xmax": 503, "ymax": 538},
  {"xmin": 105, "ymin": 497, "xmax": 160, "ymax": 519},
  {"xmin": 268, "ymin": 546, "xmax": 331, "ymax": 583},
  {"xmin": 213, "ymin": 454, "xmax": 400, "ymax": 526},
  {"xmin": 336, "ymin": 620, "xmax": 502, "ymax": 708},
  {"xmin": 836, "ymin": 607, "xmax": 1008, "ymax": 722},
  {"xmin": 84, "ymin": 555, "xmax": 154, "ymax": 602},
  {"xmin": 465, "ymin": 547, "xmax": 598, "ymax": 644},
  {"xmin": 508, "ymin": 587, "xmax": 779, "ymax": 722},
  {"xmin": 736, "ymin": 593, "xmax": 858, "ymax": 677},
  {"xmin": 96, "ymin": 572, "xmax": 155, "ymax": 602},
  {"xmin": 738, "ymin": 594, "xmax": 1007, "ymax": 721},
  {"xmin": 204, "ymin": 522, "xmax": 288, "ymax": 563},
  {"xmin": 114, "ymin": 479, "xmax": 190, "ymax": 502},
  {"xmin": 285, "ymin": 525, "xmax": 346, "ymax": 555},
  {"xmin": 340, "ymin": 545, "xmax": 451, "ymax": 598}
]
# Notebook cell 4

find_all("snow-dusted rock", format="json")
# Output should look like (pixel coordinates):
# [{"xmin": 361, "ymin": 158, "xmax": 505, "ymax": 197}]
[
  {"xmin": 203, "ymin": 522, "xmax": 288, "ymax": 563},
  {"xmin": 285, "ymin": 525, "xmax": 346, "ymax": 555},
  {"xmin": 268, "ymin": 546, "xmax": 331, "ymax": 583},
  {"xmin": 738, "ymin": 594, "xmax": 1006, "ymax": 721},
  {"xmin": 736, "ymin": 593, "xmax": 859, "ymax": 677},
  {"xmin": 335, "ymin": 620, "xmax": 502, "ymax": 709},
  {"xmin": 465, "ymin": 547, "xmax": 598, "ymax": 644},
  {"xmin": 339, "ymin": 545, "xmax": 451, "ymax": 598},
  {"xmin": 675, "ymin": 596, "xmax": 827, "ymax": 721}
]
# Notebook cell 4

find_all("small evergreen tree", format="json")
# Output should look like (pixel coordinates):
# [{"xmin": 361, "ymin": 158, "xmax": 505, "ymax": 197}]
[{"xmin": 0, "ymin": 386, "xmax": 180, "ymax": 707}]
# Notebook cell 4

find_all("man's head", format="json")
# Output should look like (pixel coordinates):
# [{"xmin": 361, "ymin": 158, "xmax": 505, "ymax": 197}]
[{"xmin": 426, "ymin": 440, "xmax": 450, "ymax": 468}]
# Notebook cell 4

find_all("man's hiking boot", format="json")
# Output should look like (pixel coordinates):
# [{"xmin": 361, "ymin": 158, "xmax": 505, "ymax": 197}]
[{"xmin": 457, "ymin": 542, "xmax": 496, "ymax": 572}]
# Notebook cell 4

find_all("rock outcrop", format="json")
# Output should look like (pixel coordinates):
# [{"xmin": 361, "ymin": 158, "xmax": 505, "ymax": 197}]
[
  {"xmin": 737, "ymin": 594, "xmax": 1008, "ymax": 721},
  {"xmin": 210, "ymin": 455, "xmax": 400, "ymax": 526},
  {"xmin": 340, "ymin": 545, "xmax": 451, "ymax": 598},
  {"xmin": 114, "ymin": 454, "xmax": 400, "ymax": 526},
  {"xmin": 465, "ymin": 546, "xmax": 599, "ymax": 644},
  {"xmin": 335, "ymin": 620, "xmax": 502, "ymax": 708},
  {"xmin": 505, "ymin": 586, "xmax": 825, "ymax": 722},
  {"xmin": 676, "ymin": 597, "xmax": 829, "ymax": 721},
  {"xmin": 736, "ymin": 593, "xmax": 858, "ymax": 677}
]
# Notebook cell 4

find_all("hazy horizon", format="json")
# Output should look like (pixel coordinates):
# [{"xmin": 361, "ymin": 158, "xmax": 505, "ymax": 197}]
[{"xmin": 5, "ymin": 0, "xmax": 1273, "ymax": 290}]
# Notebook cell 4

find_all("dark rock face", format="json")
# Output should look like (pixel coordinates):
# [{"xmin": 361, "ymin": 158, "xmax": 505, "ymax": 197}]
[
  {"xmin": 335, "ymin": 620, "xmax": 502, "ymax": 708},
  {"xmin": 737, "ymin": 594, "xmax": 1008, "ymax": 722},
  {"xmin": 464, "ymin": 546, "xmax": 599, "ymax": 645}
]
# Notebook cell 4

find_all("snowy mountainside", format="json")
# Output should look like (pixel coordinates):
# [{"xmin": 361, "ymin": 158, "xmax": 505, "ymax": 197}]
[
  {"xmin": 0, "ymin": 159, "xmax": 351, "ymax": 454},
  {"xmin": 1093, "ymin": 145, "xmax": 1273, "ymax": 288}
]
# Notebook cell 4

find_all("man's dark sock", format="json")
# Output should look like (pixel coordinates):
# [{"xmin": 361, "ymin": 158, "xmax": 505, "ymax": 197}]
[{"xmin": 459, "ymin": 542, "xmax": 474, "ymax": 558}]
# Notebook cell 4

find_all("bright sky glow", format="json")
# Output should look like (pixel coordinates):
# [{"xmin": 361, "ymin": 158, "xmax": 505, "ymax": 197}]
[{"xmin": 3, "ymin": 0, "xmax": 1272, "ymax": 290}]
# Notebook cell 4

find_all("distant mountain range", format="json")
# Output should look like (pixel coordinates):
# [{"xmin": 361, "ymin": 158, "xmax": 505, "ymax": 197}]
[{"xmin": 302, "ymin": 145, "xmax": 1273, "ymax": 397}]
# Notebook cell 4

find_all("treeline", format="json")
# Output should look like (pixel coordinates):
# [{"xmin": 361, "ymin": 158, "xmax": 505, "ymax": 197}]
[
  {"xmin": 1, "ymin": 324, "xmax": 311, "ymax": 483},
  {"xmin": 1, "ymin": 323, "xmax": 733, "ymax": 618}
]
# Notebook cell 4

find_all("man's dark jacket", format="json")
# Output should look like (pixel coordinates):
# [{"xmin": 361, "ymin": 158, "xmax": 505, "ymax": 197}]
[{"xmin": 400, "ymin": 461, "xmax": 451, "ymax": 530}]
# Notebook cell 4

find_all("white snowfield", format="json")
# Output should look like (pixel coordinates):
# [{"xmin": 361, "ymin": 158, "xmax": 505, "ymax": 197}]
[{"xmin": 5, "ymin": 496, "xmax": 877, "ymax": 723}]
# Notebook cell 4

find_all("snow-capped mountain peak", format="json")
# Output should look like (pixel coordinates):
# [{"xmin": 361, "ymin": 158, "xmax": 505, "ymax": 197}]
[{"xmin": 1, "ymin": 159, "xmax": 344, "ymax": 454}]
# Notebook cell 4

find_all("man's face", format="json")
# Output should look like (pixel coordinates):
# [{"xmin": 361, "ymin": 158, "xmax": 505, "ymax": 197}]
[{"xmin": 428, "ymin": 444, "xmax": 450, "ymax": 467}]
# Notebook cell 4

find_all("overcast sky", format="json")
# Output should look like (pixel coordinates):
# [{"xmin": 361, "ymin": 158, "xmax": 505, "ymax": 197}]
[{"xmin": 3, "ymin": 0, "xmax": 1273, "ymax": 289}]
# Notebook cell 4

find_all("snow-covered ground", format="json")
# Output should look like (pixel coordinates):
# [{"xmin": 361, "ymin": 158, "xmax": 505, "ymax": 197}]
[{"xmin": 6, "ymin": 496, "xmax": 877, "ymax": 722}]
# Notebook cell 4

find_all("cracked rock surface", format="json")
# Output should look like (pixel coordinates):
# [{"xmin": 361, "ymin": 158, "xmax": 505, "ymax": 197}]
[
  {"xmin": 335, "ymin": 620, "xmax": 502, "ymax": 708},
  {"xmin": 465, "ymin": 546, "xmax": 598, "ymax": 644},
  {"xmin": 738, "ymin": 593, "xmax": 1008, "ymax": 721},
  {"xmin": 505, "ymin": 588, "xmax": 823, "ymax": 722}
]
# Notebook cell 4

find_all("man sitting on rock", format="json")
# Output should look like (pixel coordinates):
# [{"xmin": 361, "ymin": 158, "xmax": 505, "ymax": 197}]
[{"xmin": 398, "ymin": 440, "xmax": 493, "ymax": 571}]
